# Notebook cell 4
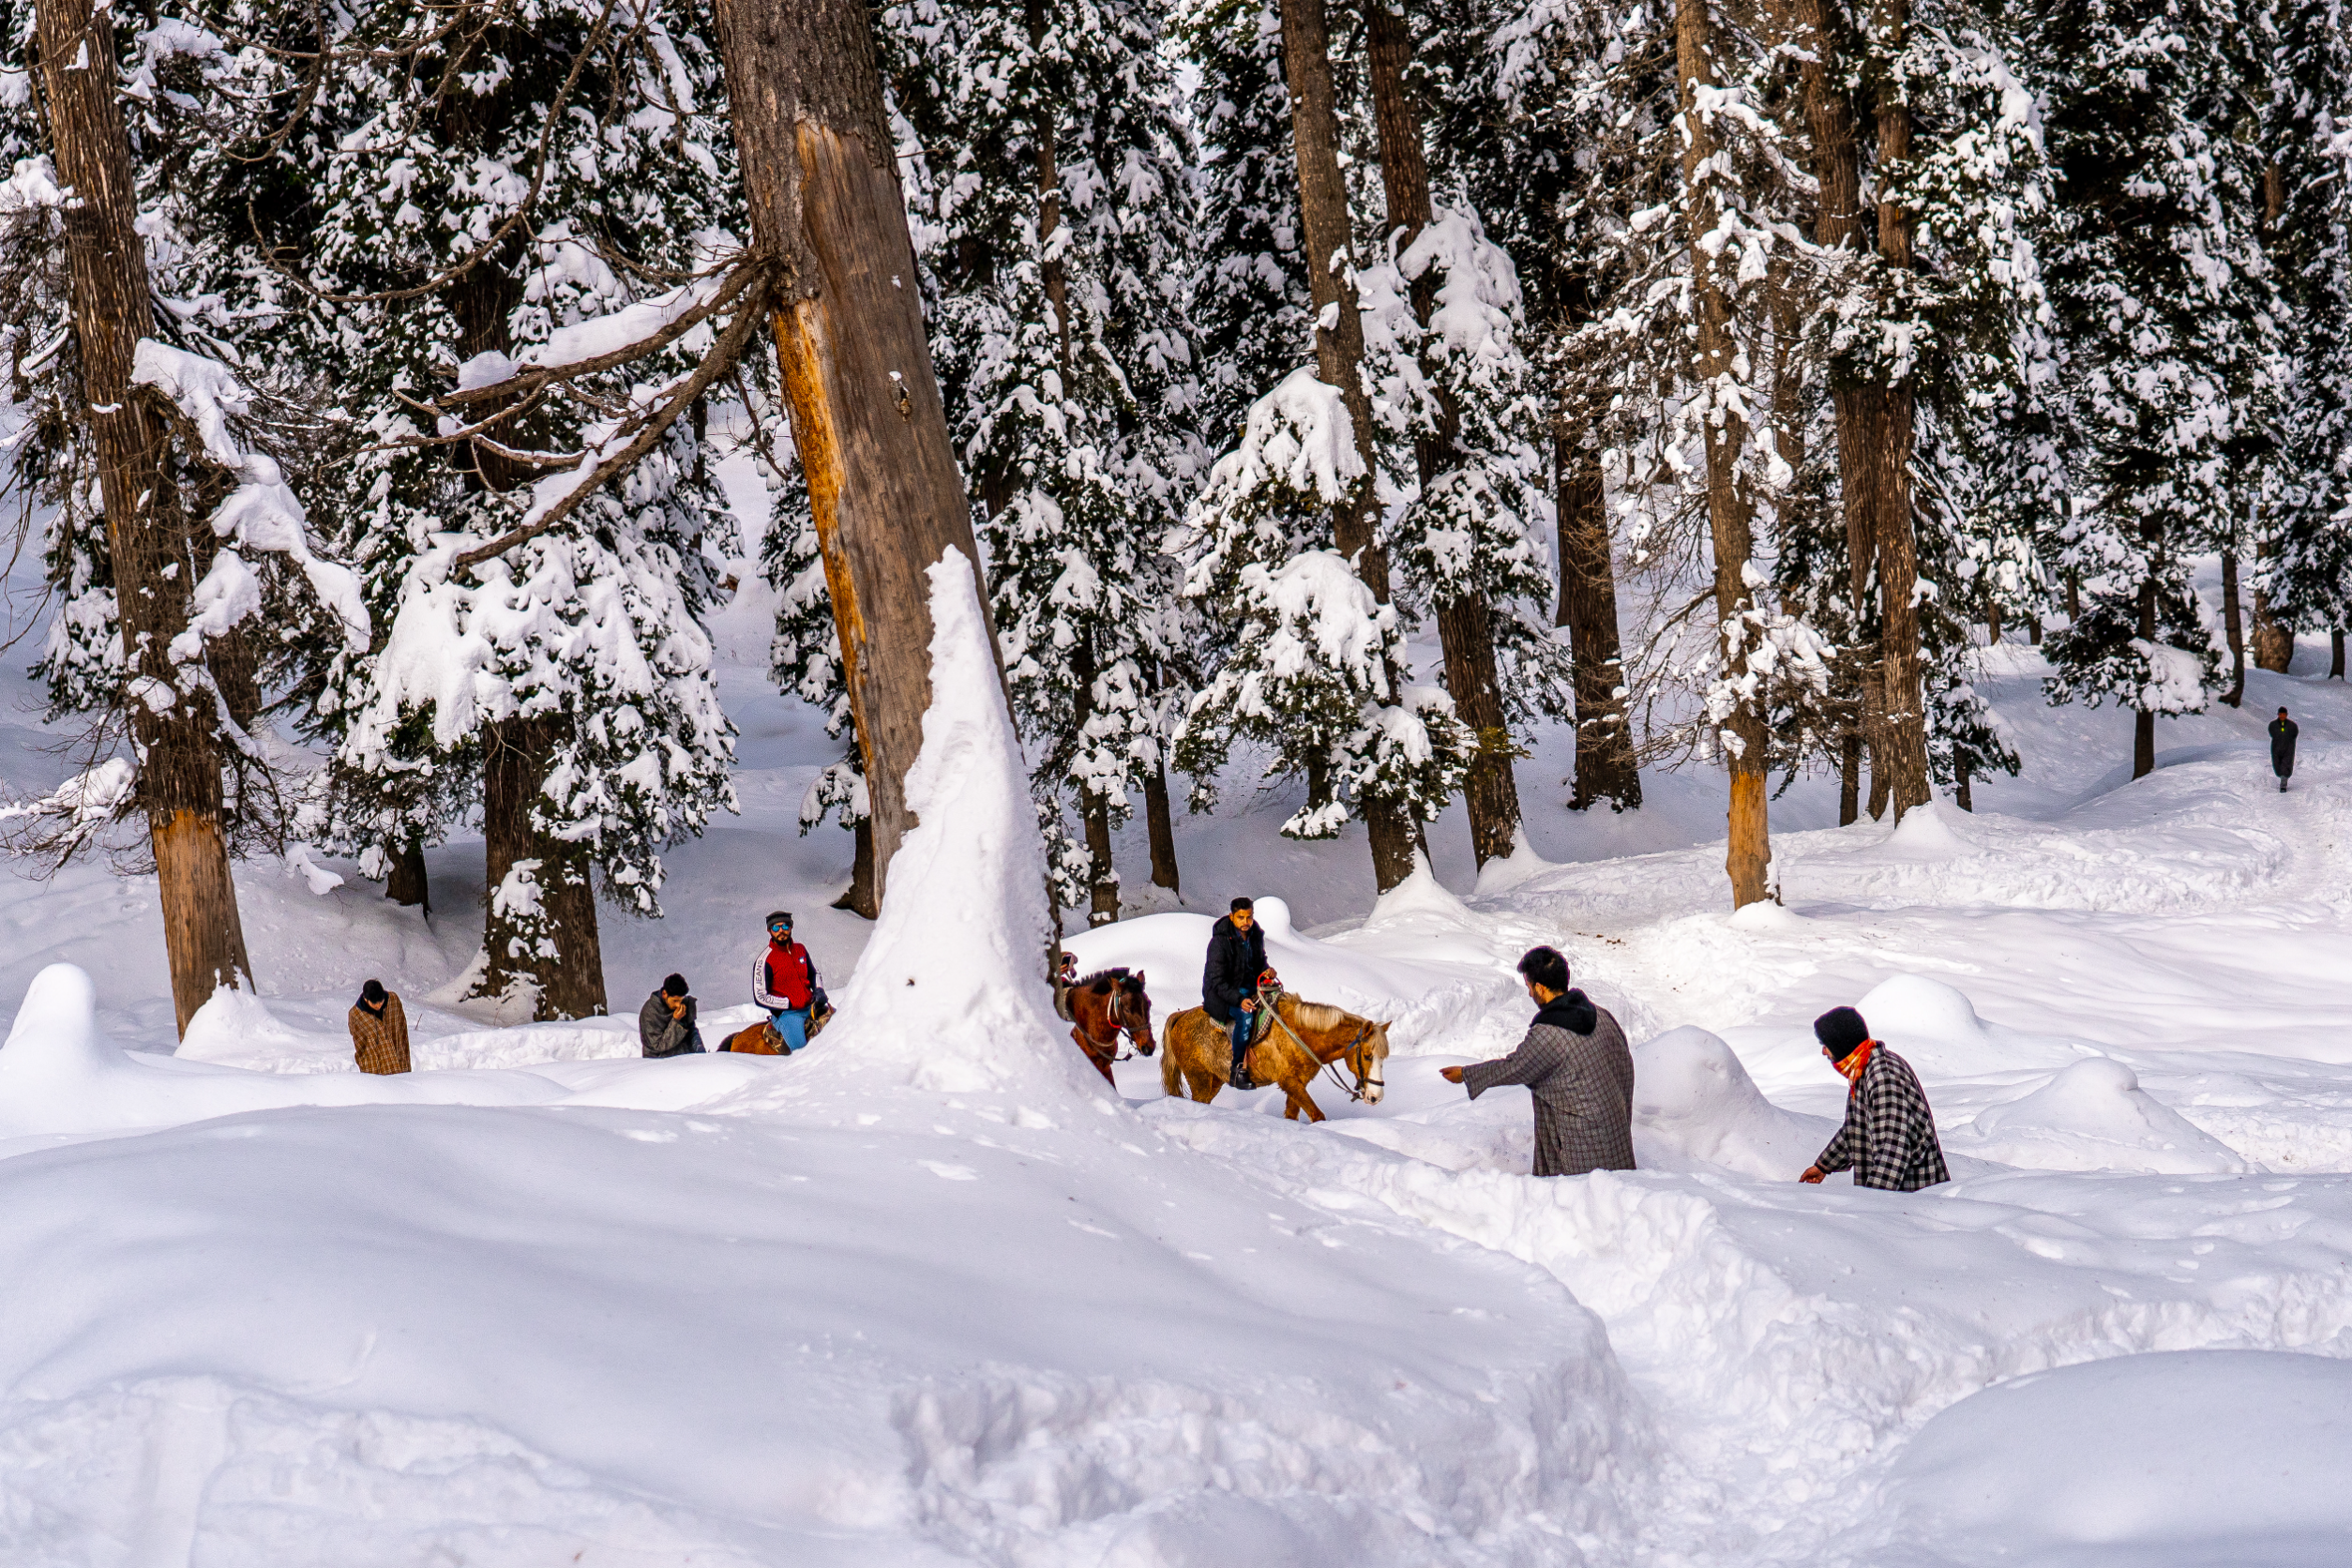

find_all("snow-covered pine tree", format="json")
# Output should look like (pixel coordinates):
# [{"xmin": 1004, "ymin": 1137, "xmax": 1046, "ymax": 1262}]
[
  {"xmin": 886, "ymin": 0, "xmax": 1205, "ymax": 926},
  {"xmin": 1428, "ymin": 0, "xmax": 1643, "ymax": 812},
  {"xmin": 264, "ymin": 0, "xmax": 744, "ymax": 1018},
  {"xmin": 1356, "ymin": 6, "xmax": 1566, "ymax": 869},
  {"xmin": 0, "ymin": 0, "xmax": 372, "ymax": 1030},
  {"xmin": 2030, "ymin": 0, "xmax": 2266, "ymax": 774},
  {"xmin": 2261, "ymin": 0, "xmax": 2352, "ymax": 670},
  {"xmin": 1172, "ymin": 369, "xmax": 1476, "ymax": 838},
  {"xmin": 1178, "ymin": 0, "xmax": 1315, "ymax": 445}
]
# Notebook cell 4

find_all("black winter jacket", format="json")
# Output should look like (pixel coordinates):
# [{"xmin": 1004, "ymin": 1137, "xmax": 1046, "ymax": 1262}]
[
  {"xmin": 1201, "ymin": 914, "xmax": 1267, "ymax": 1023},
  {"xmin": 2270, "ymin": 716, "xmax": 2299, "ymax": 775}
]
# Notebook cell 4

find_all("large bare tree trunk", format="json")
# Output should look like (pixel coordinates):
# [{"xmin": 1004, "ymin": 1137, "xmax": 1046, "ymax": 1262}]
[
  {"xmin": 1143, "ymin": 757, "xmax": 1181, "ymax": 896},
  {"xmin": 712, "ymin": 0, "xmax": 989, "ymax": 902},
  {"xmin": 2220, "ymin": 550, "xmax": 2246, "ymax": 706},
  {"xmin": 477, "ymin": 716, "xmax": 608, "ymax": 1019},
  {"xmin": 2132, "ymin": 530, "xmax": 2160, "ymax": 780},
  {"xmin": 1278, "ymin": 0, "xmax": 1417, "ymax": 892},
  {"xmin": 1678, "ymin": 0, "xmax": 1772, "ymax": 908},
  {"xmin": 1795, "ymin": 0, "xmax": 1887, "ymax": 827},
  {"xmin": 387, "ymin": 841, "xmax": 431, "ymax": 912},
  {"xmin": 831, "ymin": 817, "xmax": 881, "ymax": 918},
  {"xmin": 2252, "ymin": 538, "xmax": 2293, "ymax": 671},
  {"xmin": 1867, "ymin": 0, "xmax": 1931, "ymax": 817},
  {"xmin": 1553, "ymin": 422, "xmax": 1640, "ymax": 809},
  {"xmin": 37, "ymin": 0, "xmax": 253, "ymax": 1035},
  {"xmin": 1364, "ymin": 2, "xmax": 1522, "ymax": 867}
]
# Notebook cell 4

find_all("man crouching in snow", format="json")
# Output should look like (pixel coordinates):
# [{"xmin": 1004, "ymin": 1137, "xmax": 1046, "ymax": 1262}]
[
  {"xmin": 1801, "ymin": 1006, "xmax": 1948, "ymax": 1191},
  {"xmin": 1441, "ymin": 947, "xmax": 1635, "ymax": 1177}
]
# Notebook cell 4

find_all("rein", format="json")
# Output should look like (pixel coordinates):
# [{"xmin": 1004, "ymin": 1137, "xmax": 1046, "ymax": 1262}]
[
  {"xmin": 1082, "ymin": 988, "xmax": 1153, "ymax": 1063},
  {"xmin": 1262, "ymin": 997, "xmax": 1380, "ymax": 1102}
]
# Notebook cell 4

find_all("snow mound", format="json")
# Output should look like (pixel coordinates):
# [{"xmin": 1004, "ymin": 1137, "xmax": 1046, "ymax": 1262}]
[
  {"xmin": 0, "ymin": 963, "xmax": 774, "ymax": 1139},
  {"xmin": 177, "ymin": 987, "xmax": 354, "ymax": 1073},
  {"xmin": 1851, "ymin": 974, "xmax": 2073, "ymax": 1078},
  {"xmin": 785, "ymin": 553, "xmax": 1095, "ymax": 1107},
  {"xmin": 1877, "ymin": 802, "xmax": 1973, "ymax": 861},
  {"xmin": 1880, "ymin": 1349, "xmax": 2352, "ymax": 1565},
  {"xmin": 1630, "ymin": 1026, "xmax": 1837, "ymax": 1178},
  {"xmin": 1952, "ymin": 1057, "xmax": 2256, "ymax": 1174}
]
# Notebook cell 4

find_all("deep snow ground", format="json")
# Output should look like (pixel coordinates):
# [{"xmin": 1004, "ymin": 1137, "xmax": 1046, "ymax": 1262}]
[{"xmin": 7, "ymin": 522, "xmax": 2352, "ymax": 1564}]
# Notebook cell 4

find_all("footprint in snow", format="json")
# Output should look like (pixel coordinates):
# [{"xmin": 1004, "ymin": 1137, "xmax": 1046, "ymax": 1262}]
[{"xmin": 919, "ymin": 1161, "xmax": 979, "ymax": 1181}]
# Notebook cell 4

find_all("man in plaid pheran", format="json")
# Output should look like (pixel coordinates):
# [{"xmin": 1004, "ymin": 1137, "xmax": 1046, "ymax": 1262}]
[
  {"xmin": 1442, "ymin": 946, "xmax": 1635, "ymax": 1177},
  {"xmin": 347, "ymin": 980, "xmax": 410, "ymax": 1076},
  {"xmin": 1801, "ymin": 1006, "xmax": 1947, "ymax": 1191}
]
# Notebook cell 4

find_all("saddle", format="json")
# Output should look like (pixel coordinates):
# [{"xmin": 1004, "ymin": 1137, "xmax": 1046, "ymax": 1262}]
[{"xmin": 1244, "ymin": 983, "xmax": 1285, "ymax": 1043}]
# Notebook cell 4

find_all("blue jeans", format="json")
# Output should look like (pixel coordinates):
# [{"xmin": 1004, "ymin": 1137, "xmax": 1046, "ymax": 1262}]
[
  {"xmin": 1229, "ymin": 1006, "xmax": 1254, "ymax": 1080},
  {"xmin": 771, "ymin": 1007, "xmax": 809, "ymax": 1052}
]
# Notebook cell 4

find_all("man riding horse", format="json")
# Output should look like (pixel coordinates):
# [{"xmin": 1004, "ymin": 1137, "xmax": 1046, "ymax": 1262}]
[{"xmin": 1202, "ymin": 897, "xmax": 1268, "ymax": 1090}]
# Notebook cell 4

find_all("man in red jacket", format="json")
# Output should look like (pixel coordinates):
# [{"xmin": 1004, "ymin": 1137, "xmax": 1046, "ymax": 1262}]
[{"xmin": 753, "ymin": 911, "xmax": 823, "ymax": 1052}]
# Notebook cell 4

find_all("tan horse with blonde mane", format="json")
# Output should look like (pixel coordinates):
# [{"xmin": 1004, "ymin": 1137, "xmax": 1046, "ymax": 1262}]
[{"xmin": 1160, "ymin": 989, "xmax": 1388, "ymax": 1122}]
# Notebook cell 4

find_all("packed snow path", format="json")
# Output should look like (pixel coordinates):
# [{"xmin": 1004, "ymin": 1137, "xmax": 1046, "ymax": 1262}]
[{"xmin": 6, "ymin": 581, "xmax": 2352, "ymax": 1562}]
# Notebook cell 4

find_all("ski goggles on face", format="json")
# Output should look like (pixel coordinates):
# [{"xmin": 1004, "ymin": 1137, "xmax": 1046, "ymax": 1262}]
[{"xmin": 769, "ymin": 920, "xmax": 792, "ymax": 936}]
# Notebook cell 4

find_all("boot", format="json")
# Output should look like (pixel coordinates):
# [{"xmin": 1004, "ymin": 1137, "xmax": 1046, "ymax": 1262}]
[{"xmin": 2281, "ymin": 776, "xmax": 2290, "ymax": 792}]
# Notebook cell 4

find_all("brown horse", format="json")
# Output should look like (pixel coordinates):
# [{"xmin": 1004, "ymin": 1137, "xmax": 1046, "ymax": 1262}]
[
  {"xmin": 1160, "ymin": 990, "xmax": 1388, "ymax": 1122},
  {"xmin": 1061, "ymin": 968, "xmax": 1156, "ymax": 1085}
]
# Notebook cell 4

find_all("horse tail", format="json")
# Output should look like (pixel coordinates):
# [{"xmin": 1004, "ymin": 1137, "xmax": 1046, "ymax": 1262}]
[{"xmin": 1161, "ymin": 1031, "xmax": 1182, "ymax": 1097}]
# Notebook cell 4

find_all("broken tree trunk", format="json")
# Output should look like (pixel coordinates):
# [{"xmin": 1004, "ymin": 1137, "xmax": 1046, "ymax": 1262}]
[
  {"xmin": 711, "ymin": 0, "xmax": 991, "ymax": 903},
  {"xmin": 36, "ymin": 0, "xmax": 253, "ymax": 1035}
]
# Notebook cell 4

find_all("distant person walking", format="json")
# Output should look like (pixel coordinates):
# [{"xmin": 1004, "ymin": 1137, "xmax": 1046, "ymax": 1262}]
[
  {"xmin": 1202, "ymin": 897, "xmax": 1268, "ymax": 1090},
  {"xmin": 1800, "ymin": 1006, "xmax": 1948, "ymax": 1191},
  {"xmin": 348, "ymin": 980, "xmax": 411, "ymax": 1075},
  {"xmin": 1440, "ymin": 947, "xmax": 1635, "ymax": 1177},
  {"xmin": 2270, "ymin": 707, "xmax": 2299, "ymax": 792},
  {"xmin": 641, "ymin": 972, "xmax": 704, "ymax": 1058}
]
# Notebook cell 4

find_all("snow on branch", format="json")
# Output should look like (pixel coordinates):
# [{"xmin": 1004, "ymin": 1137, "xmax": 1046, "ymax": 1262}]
[{"xmin": 129, "ymin": 340, "xmax": 370, "ymax": 656}]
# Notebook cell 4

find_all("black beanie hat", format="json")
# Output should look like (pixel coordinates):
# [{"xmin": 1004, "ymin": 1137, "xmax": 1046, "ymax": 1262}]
[
  {"xmin": 1814, "ymin": 1005, "xmax": 1870, "ymax": 1060},
  {"xmin": 360, "ymin": 979, "xmax": 387, "ymax": 1006}
]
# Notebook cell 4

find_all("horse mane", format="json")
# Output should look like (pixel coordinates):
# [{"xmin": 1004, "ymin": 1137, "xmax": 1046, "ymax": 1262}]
[
  {"xmin": 1078, "ymin": 967, "xmax": 1134, "ymax": 995},
  {"xmin": 1278, "ymin": 994, "xmax": 1355, "ymax": 1033}
]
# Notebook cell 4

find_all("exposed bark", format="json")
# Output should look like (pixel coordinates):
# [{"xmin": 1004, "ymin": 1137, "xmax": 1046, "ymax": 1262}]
[
  {"xmin": 1795, "ymin": 0, "xmax": 1887, "ymax": 818},
  {"xmin": 1985, "ymin": 600, "xmax": 2002, "ymax": 645},
  {"xmin": 1954, "ymin": 760, "xmax": 1972, "ymax": 812},
  {"xmin": 1363, "ymin": 3, "xmax": 1521, "ymax": 865},
  {"xmin": 1277, "ymin": 0, "xmax": 1416, "ymax": 891},
  {"xmin": 1083, "ymin": 803, "xmax": 1119, "ymax": 927},
  {"xmin": 2220, "ymin": 550, "xmax": 2246, "ymax": 706},
  {"xmin": 2028, "ymin": 616, "xmax": 2041, "ymax": 646},
  {"xmin": 1839, "ymin": 731, "xmax": 1862, "ymax": 825},
  {"xmin": 1555, "ymin": 409, "xmax": 1641, "ymax": 813},
  {"xmin": 2335, "ymin": 629, "xmax": 2346, "ymax": 681},
  {"xmin": 36, "ymin": 0, "xmax": 253, "ymax": 1035},
  {"xmin": 2133, "ymin": 546, "xmax": 2158, "ymax": 780},
  {"xmin": 1144, "ymin": 757, "xmax": 1181, "ymax": 895},
  {"xmin": 831, "ymin": 817, "xmax": 881, "ymax": 918},
  {"xmin": 386, "ymin": 840, "xmax": 431, "ymax": 912},
  {"xmin": 2252, "ymin": 535, "xmax": 2293, "ymax": 671},
  {"xmin": 477, "ymin": 716, "xmax": 607, "ymax": 1019},
  {"xmin": 1678, "ymin": 0, "xmax": 1772, "ymax": 907},
  {"xmin": 1865, "ymin": 0, "xmax": 1930, "ymax": 819},
  {"xmin": 712, "ymin": 0, "xmax": 991, "ymax": 903}
]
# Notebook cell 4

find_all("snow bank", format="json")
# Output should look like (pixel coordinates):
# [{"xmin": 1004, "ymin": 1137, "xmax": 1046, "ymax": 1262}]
[
  {"xmin": 1631, "ymin": 1026, "xmax": 1837, "ymax": 1178},
  {"xmin": 778, "ymin": 552, "xmax": 1094, "ymax": 1108},
  {"xmin": 1852, "ymin": 973, "xmax": 2076, "ymax": 1078},
  {"xmin": 1879, "ymin": 1349, "xmax": 2352, "ymax": 1565},
  {"xmin": 0, "ymin": 964, "xmax": 774, "ymax": 1139},
  {"xmin": 1952, "ymin": 1057, "xmax": 2256, "ymax": 1174}
]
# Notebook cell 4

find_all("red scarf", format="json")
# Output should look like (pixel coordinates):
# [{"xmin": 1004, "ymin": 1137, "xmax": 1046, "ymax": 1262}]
[{"xmin": 1834, "ymin": 1038, "xmax": 1877, "ymax": 1087}]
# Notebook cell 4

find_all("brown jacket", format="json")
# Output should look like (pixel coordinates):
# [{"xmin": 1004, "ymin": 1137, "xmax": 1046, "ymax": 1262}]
[{"xmin": 348, "ymin": 993, "xmax": 411, "ymax": 1075}]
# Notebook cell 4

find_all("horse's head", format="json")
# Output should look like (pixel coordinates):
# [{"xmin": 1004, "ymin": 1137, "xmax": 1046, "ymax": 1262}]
[
  {"xmin": 1119, "ymin": 971, "xmax": 1156, "ymax": 1056},
  {"xmin": 1354, "ymin": 1019, "xmax": 1389, "ymax": 1105}
]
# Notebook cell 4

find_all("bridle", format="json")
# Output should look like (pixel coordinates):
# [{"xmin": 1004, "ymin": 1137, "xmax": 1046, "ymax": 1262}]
[
  {"xmin": 1082, "ymin": 983, "xmax": 1155, "ymax": 1063},
  {"xmin": 1259, "ymin": 989, "xmax": 1383, "ymax": 1103}
]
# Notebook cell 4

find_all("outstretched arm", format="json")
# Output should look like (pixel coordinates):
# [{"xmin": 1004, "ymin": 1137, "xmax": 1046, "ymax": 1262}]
[{"xmin": 1459, "ymin": 1031, "xmax": 1561, "ymax": 1099}]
